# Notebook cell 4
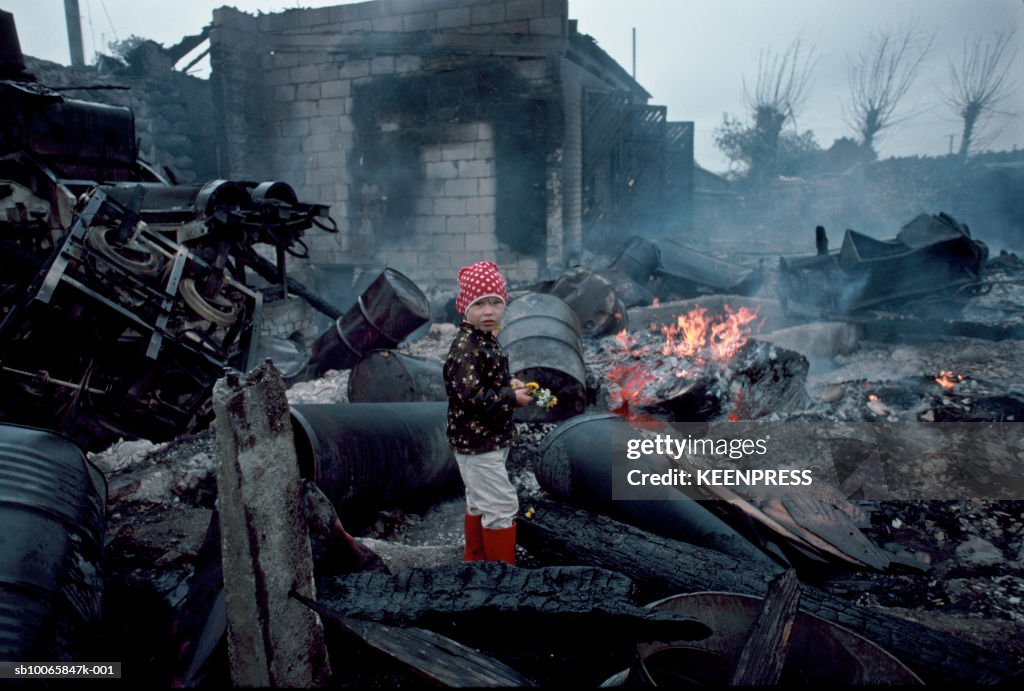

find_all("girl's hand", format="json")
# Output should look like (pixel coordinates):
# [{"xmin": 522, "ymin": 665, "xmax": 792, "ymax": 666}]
[
  {"xmin": 510, "ymin": 378, "xmax": 526, "ymax": 390},
  {"xmin": 514, "ymin": 386, "xmax": 533, "ymax": 407}
]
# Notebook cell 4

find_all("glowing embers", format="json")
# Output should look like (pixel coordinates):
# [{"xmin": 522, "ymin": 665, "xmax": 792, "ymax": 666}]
[{"xmin": 934, "ymin": 370, "xmax": 964, "ymax": 391}]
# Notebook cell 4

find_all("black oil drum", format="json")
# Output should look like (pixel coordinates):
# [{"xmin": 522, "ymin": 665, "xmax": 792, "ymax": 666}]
[
  {"xmin": 499, "ymin": 293, "xmax": 587, "ymax": 422},
  {"xmin": 0, "ymin": 423, "xmax": 106, "ymax": 662},
  {"xmin": 548, "ymin": 267, "xmax": 627, "ymax": 337},
  {"xmin": 309, "ymin": 268, "xmax": 430, "ymax": 375},
  {"xmin": 535, "ymin": 412, "xmax": 780, "ymax": 568},
  {"xmin": 347, "ymin": 350, "xmax": 446, "ymax": 403},
  {"xmin": 289, "ymin": 402, "xmax": 460, "ymax": 528},
  {"xmin": 610, "ymin": 236, "xmax": 660, "ymax": 285}
]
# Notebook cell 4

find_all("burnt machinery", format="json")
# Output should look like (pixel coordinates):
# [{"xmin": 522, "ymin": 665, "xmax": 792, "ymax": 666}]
[{"xmin": 0, "ymin": 12, "xmax": 335, "ymax": 450}]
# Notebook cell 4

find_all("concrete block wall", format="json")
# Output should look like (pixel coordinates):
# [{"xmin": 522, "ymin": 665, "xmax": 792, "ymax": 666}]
[{"xmin": 211, "ymin": 0, "xmax": 569, "ymax": 295}]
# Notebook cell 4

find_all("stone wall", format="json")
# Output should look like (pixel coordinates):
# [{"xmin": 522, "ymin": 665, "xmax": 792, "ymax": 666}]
[{"xmin": 23, "ymin": 54, "xmax": 219, "ymax": 183}]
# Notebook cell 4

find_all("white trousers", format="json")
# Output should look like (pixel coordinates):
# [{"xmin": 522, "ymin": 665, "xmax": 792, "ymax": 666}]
[{"xmin": 454, "ymin": 447, "xmax": 519, "ymax": 529}]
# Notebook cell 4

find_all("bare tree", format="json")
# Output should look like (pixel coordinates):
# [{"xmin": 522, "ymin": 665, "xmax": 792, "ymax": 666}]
[
  {"xmin": 844, "ymin": 24, "xmax": 935, "ymax": 157},
  {"xmin": 943, "ymin": 30, "xmax": 1017, "ymax": 161},
  {"xmin": 742, "ymin": 38, "xmax": 819, "ymax": 181}
]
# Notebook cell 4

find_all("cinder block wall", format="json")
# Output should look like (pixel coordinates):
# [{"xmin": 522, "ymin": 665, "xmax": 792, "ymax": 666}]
[{"xmin": 210, "ymin": 0, "xmax": 569, "ymax": 299}]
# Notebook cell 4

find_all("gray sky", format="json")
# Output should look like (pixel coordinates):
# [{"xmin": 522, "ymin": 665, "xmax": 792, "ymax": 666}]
[{"xmin": 4, "ymin": 0, "xmax": 1022, "ymax": 172}]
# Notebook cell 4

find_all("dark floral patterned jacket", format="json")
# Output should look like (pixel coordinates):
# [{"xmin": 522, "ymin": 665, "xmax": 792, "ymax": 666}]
[{"xmin": 444, "ymin": 321, "xmax": 517, "ymax": 453}]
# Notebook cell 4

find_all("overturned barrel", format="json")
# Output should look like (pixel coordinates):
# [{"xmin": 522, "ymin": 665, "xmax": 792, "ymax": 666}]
[
  {"xmin": 309, "ymin": 268, "xmax": 430, "ymax": 376},
  {"xmin": 610, "ymin": 236, "xmax": 660, "ymax": 285},
  {"xmin": 499, "ymin": 293, "xmax": 587, "ymax": 422},
  {"xmin": 536, "ymin": 412, "xmax": 782, "ymax": 570},
  {"xmin": 289, "ymin": 402, "xmax": 460, "ymax": 529},
  {"xmin": 0, "ymin": 423, "xmax": 107, "ymax": 662},
  {"xmin": 548, "ymin": 267, "xmax": 628, "ymax": 337},
  {"xmin": 348, "ymin": 350, "xmax": 446, "ymax": 403}
]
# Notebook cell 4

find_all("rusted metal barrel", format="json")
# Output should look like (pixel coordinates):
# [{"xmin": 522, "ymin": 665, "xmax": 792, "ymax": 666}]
[
  {"xmin": 498, "ymin": 293, "xmax": 587, "ymax": 422},
  {"xmin": 610, "ymin": 236, "xmax": 660, "ymax": 285},
  {"xmin": 309, "ymin": 268, "xmax": 430, "ymax": 376},
  {"xmin": 289, "ymin": 403, "xmax": 460, "ymax": 527},
  {"xmin": 548, "ymin": 267, "xmax": 628, "ymax": 337},
  {"xmin": 634, "ymin": 592, "xmax": 923, "ymax": 685},
  {"xmin": 348, "ymin": 350, "xmax": 446, "ymax": 403},
  {"xmin": 0, "ymin": 423, "xmax": 106, "ymax": 662},
  {"xmin": 536, "ymin": 412, "xmax": 782, "ymax": 569}
]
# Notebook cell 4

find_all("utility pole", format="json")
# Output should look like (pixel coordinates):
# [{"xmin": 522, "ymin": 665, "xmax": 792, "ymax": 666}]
[
  {"xmin": 64, "ymin": 0, "xmax": 85, "ymax": 67},
  {"xmin": 631, "ymin": 27, "xmax": 636, "ymax": 79},
  {"xmin": 948, "ymin": 134, "xmax": 956, "ymax": 155}
]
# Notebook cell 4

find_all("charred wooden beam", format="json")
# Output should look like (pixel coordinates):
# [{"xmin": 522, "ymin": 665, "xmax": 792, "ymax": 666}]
[
  {"xmin": 293, "ymin": 592, "xmax": 538, "ymax": 688},
  {"xmin": 728, "ymin": 568, "xmax": 801, "ymax": 686},
  {"xmin": 517, "ymin": 498, "xmax": 1022, "ymax": 686},
  {"xmin": 313, "ymin": 562, "xmax": 711, "ymax": 687}
]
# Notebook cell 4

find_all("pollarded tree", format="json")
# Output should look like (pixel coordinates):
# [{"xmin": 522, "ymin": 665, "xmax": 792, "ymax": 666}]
[
  {"xmin": 943, "ymin": 30, "xmax": 1017, "ymax": 161},
  {"xmin": 844, "ymin": 24, "xmax": 935, "ymax": 158},
  {"xmin": 741, "ymin": 38, "xmax": 818, "ymax": 183}
]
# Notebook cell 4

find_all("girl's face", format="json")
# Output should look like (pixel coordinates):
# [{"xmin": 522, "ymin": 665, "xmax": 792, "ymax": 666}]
[{"xmin": 464, "ymin": 297, "xmax": 506, "ymax": 334}]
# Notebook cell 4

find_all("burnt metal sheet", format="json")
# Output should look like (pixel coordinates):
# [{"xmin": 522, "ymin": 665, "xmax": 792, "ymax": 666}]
[
  {"xmin": 779, "ymin": 212, "xmax": 987, "ymax": 316},
  {"xmin": 780, "ymin": 494, "xmax": 892, "ymax": 571}
]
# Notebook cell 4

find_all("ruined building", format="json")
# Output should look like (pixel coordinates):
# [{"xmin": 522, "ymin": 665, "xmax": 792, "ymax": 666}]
[
  {"xmin": 206, "ymin": 0, "xmax": 694, "ymax": 292},
  {"xmin": 11, "ymin": 0, "xmax": 694, "ymax": 337}
]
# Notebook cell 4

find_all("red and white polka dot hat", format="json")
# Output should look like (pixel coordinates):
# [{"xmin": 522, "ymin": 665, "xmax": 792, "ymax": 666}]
[{"xmin": 456, "ymin": 261, "xmax": 508, "ymax": 315}]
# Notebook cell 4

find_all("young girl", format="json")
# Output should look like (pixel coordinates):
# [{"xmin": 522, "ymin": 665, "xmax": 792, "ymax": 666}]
[{"xmin": 443, "ymin": 261, "xmax": 532, "ymax": 564}]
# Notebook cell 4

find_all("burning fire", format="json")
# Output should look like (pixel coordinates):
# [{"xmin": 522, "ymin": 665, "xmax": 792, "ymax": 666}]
[
  {"xmin": 934, "ymin": 370, "xmax": 963, "ymax": 390},
  {"xmin": 661, "ymin": 304, "xmax": 759, "ymax": 364},
  {"xmin": 607, "ymin": 303, "xmax": 761, "ymax": 422}
]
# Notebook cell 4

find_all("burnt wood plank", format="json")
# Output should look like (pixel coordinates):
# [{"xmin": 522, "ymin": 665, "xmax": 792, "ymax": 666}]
[{"xmin": 728, "ymin": 568, "xmax": 801, "ymax": 686}]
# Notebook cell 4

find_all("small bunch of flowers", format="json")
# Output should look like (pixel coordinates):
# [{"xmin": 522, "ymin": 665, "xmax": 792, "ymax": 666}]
[{"xmin": 525, "ymin": 381, "xmax": 557, "ymax": 409}]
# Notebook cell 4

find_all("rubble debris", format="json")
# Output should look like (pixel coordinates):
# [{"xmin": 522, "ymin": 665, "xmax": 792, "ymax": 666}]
[
  {"xmin": 518, "ymin": 498, "xmax": 1023, "ymax": 685},
  {"xmin": 315, "ymin": 562, "xmax": 708, "ymax": 639},
  {"xmin": 778, "ymin": 212, "xmax": 988, "ymax": 318},
  {"xmin": 212, "ymin": 362, "xmax": 331, "ymax": 688},
  {"xmin": 0, "ymin": 423, "xmax": 106, "ymax": 663}
]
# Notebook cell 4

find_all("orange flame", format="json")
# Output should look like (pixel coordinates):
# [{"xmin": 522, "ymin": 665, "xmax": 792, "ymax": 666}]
[
  {"xmin": 661, "ymin": 304, "xmax": 759, "ymax": 364},
  {"xmin": 934, "ymin": 370, "xmax": 963, "ymax": 390},
  {"xmin": 868, "ymin": 394, "xmax": 880, "ymax": 401},
  {"xmin": 615, "ymin": 329, "xmax": 631, "ymax": 349}
]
